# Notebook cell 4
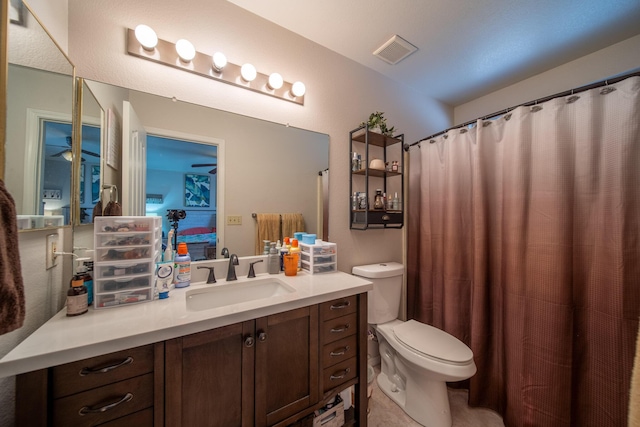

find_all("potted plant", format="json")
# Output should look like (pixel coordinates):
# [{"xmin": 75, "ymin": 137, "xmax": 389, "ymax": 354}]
[{"xmin": 361, "ymin": 111, "xmax": 396, "ymax": 136}]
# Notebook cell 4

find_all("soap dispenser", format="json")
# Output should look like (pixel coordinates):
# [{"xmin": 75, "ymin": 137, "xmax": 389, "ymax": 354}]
[{"xmin": 268, "ymin": 243, "xmax": 280, "ymax": 274}]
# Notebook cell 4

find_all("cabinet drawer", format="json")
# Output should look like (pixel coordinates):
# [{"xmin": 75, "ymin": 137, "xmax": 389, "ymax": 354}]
[
  {"xmin": 321, "ymin": 312, "xmax": 357, "ymax": 344},
  {"xmin": 323, "ymin": 357, "xmax": 357, "ymax": 393},
  {"xmin": 53, "ymin": 373, "xmax": 154, "ymax": 427},
  {"xmin": 322, "ymin": 334, "xmax": 357, "ymax": 368},
  {"xmin": 320, "ymin": 295, "xmax": 357, "ymax": 321},
  {"xmin": 52, "ymin": 344, "xmax": 154, "ymax": 398},
  {"xmin": 98, "ymin": 407, "xmax": 153, "ymax": 427}
]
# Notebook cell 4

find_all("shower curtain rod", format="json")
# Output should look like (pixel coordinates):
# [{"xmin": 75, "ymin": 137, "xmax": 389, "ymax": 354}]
[{"xmin": 406, "ymin": 69, "xmax": 640, "ymax": 150}]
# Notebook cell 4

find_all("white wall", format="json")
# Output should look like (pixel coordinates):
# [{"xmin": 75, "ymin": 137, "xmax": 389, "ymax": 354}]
[
  {"xmin": 0, "ymin": 227, "xmax": 71, "ymax": 426},
  {"xmin": 454, "ymin": 34, "xmax": 640, "ymax": 125}
]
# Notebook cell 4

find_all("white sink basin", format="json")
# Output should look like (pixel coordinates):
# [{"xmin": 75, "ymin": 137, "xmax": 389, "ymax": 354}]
[{"xmin": 186, "ymin": 277, "xmax": 296, "ymax": 311}]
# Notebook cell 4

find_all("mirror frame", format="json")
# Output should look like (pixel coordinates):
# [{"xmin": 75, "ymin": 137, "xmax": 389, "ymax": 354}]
[{"xmin": 1, "ymin": 0, "xmax": 8, "ymax": 180}]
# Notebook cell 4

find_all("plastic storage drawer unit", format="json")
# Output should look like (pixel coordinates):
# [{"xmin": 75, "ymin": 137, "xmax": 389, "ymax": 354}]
[
  {"xmin": 93, "ymin": 216, "xmax": 161, "ymax": 308},
  {"xmin": 300, "ymin": 242, "xmax": 337, "ymax": 274}
]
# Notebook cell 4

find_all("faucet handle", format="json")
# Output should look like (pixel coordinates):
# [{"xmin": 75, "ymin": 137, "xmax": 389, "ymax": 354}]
[
  {"xmin": 197, "ymin": 266, "xmax": 216, "ymax": 284},
  {"xmin": 248, "ymin": 260, "xmax": 264, "ymax": 278}
]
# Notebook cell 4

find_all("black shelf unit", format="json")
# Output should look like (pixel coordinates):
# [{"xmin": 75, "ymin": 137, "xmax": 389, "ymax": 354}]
[{"xmin": 349, "ymin": 125, "xmax": 404, "ymax": 230}]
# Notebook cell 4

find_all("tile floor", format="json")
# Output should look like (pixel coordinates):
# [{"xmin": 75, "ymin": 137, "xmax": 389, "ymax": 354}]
[{"xmin": 367, "ymin": 366, "xmax": 505, "ymax": 427}]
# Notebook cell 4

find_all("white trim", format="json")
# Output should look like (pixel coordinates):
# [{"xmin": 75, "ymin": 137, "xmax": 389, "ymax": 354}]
[{"xmin": 145, "ymin": 126, "xmax": 226, "ymax": 257}]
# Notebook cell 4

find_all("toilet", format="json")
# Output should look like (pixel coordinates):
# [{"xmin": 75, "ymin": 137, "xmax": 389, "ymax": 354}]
[{"xmin": 353, "ymin": 262, "xmax": 476, "ymax": 427}]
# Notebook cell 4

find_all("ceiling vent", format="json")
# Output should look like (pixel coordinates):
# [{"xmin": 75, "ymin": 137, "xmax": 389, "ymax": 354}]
[{"xmin": 373, "ymin": 35, "xmax": 418, "ymax": 65}]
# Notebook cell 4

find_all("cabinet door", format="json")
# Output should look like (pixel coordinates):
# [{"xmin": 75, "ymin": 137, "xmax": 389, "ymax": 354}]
[
  {"xmin": 255, "ymin": 306, "xmax": 319, "ymax": 427},
  {"xmin": 165, "ymin": 321, "xmax": 255, "ymax": 427}
]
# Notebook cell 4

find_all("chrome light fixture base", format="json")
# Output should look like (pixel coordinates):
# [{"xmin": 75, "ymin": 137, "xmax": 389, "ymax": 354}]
[{"xmin": 126, "ymin": 28, "xmax": 305, "ymax": 105}]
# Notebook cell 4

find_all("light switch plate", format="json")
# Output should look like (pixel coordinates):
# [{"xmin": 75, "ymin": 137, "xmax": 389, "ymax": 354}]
[
  {"xmin": 43, "ymin": 189, "xmax": 62, "ymax": 199},
  {"xmin": 227, "ymin": 215, "xmax": 242, "ymax": 225},
  {"xmin": 46, "ymin": 234, "xmax": 58, "ymax": 269}
]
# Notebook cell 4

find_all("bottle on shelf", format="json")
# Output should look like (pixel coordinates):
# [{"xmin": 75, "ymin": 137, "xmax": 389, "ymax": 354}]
[
  {"xmin": 392, "ymin": 192, "xmax": 400, "ymax": 210},
  {"xmin": 373, "ymin": 189, "xmax": 384, "ymax": 210}
]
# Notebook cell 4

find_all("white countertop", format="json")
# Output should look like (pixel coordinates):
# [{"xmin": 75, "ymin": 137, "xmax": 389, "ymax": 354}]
[{"xmin": 0, "ymin": 271, "xmax": 372, "ymax": 378}]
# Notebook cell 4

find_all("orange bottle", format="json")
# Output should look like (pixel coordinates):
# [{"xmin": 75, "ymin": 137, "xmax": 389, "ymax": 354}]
[{"xmin": 290, "ymin": 238, "xmax": 301, "ymax": 271}]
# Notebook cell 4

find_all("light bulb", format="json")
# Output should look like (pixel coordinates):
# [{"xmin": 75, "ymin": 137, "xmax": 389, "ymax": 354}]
[
  {"xmin": 212, "ymin": 52, "xmax": 227, "ymax": 72},
  {"xmin": 134, "ymin": 24, "xmax": 158, "ymax": 50},
  {"xmin": 176, "ymin": 39, "xmax": 196, "ymax": 62},
  {"xmin": 268, "ymin": 73, "xmax": 283, "ymax": 90},
  {"xmin": 291, "ymin": 81, "xmax": 306, "ymax": 97},
  {"xmin": 241, "ymin": 63, "xmax": 257, "ymax": 82}
]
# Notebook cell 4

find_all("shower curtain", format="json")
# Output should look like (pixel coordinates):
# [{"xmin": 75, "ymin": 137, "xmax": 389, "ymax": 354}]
[{"xmin": 407, "ymin": 76, "xmax": 640, "ymax": 426}]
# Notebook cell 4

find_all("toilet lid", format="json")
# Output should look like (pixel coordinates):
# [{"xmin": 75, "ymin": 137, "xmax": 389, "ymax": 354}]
[{"xmin": 393, "ymin": 320, "xmax": 473, "ymax": 364}]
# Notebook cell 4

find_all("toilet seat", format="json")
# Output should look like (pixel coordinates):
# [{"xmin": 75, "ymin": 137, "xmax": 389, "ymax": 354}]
[{"xmin": 393, "ymin": 320, "xmax": 473, "ymax": 365}]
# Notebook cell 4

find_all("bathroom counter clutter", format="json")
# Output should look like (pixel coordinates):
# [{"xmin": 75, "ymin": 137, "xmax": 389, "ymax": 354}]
[{"xmin": 0, "ymin": 270, "xmax": 372, "ymax": 378}]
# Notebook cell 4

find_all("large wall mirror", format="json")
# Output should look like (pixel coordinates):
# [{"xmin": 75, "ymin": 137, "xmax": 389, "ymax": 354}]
[
  {"xmin": 76, "ymin": 79, "xmax": 329, "ymax": 259},
  {"xmin": 5, "ymin": 1, "xmax": 75, "ymax": 230}
]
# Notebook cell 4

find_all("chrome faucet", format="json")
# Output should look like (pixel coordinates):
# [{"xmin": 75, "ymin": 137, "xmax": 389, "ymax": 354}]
[{"xmin": 226, "ymin": 254, "xmax": 239, "ymax": 281}]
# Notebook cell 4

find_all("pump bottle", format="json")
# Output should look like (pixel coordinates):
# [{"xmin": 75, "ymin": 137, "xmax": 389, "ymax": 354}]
[{"xmin": 268, "ymin": 243, "xmax": 280, "ymax": 274}]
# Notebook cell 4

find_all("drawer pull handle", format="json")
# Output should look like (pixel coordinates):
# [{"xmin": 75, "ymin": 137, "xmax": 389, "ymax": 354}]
[
  {"xmin": 330, "ymin": 346, "xmax": 350, "ymax": 357},
  {"xmin": 330, "ymin": 301, "xmax": 351, "ymax": 310},
  {"xmin": 330, "ymin": 324, "xmax": 350, "ymax": 333},
  {"xmin": 79, "ymin": 357, "xmax": 133, "ymax": 376},
  {"xmin": 330, "ymin": 368, "xmax": 350, "ymax": 380},
  {"xmin": 258, "ymin": 331, "xmax": 268, "ymax": 342},
  {"xmin": 79, "ymin": 392, "xmax": 133, "ymax": 415}
]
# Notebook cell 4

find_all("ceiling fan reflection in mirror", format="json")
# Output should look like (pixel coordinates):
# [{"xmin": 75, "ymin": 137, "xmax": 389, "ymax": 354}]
[
  {"xmin": 51, "ymin": 137, "xmax": 100, "ymax": 162},
  {"xmin": 192, "ymin": 163, "xmax": 217, "ymax": 174}
]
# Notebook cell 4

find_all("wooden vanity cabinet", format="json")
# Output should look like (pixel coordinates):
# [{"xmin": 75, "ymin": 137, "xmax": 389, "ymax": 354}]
[
  {"xmin": 15, "ymin": 343, "xmax": 164, "ymax": 427},
  {"xmin": 15, "ymin": 292, "xmax": 369, "ymax": 427},
  {"xmin": 165, "ymin": 306, "xmax": 319, "ymax": 427},
  {"xmin": 165, "ymin": 320, "xmax": 256, "ymax": 426}
]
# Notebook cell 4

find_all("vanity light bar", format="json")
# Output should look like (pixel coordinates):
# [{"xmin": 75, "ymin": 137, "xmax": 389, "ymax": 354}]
[{"xmin": 126, "ymin": 28, "xmax": 305, "ymax": 105}]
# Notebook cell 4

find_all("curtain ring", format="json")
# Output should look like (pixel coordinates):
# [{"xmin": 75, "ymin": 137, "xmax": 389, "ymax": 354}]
[{"xmin": 566, "ymin": 95, "xmax": 580, "ymax": 103}]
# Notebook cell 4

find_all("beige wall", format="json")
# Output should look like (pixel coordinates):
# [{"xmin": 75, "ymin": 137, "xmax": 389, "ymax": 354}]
[
  {"xmin": 6, "ymin": 1, "xmax": 638, "ymax": 426},
  {"xmin": 454, "ymin": 34, "xmax": 640, "ymax": 125},
  {"xmin": 66, "ymin": 0, "xmax": 451, "ymax": 273}
]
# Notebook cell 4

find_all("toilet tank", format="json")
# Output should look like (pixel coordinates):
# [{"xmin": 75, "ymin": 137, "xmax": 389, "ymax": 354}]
[{"xmin": 352, "ymin": 262, "xmax": 404, "ymax": 324}]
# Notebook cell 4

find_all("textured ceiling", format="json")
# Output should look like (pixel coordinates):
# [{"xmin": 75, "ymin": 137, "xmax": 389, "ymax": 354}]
[{"xmin": 227, "ymin": 0, "xmax": 640, "ymax": 106}]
